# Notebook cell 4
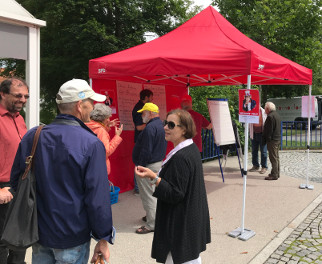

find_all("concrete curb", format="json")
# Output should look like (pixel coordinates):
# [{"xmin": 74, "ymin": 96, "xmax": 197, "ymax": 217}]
[{"xmin": 249, "ymin": 192, "xmax": 322, "ymax": 264}]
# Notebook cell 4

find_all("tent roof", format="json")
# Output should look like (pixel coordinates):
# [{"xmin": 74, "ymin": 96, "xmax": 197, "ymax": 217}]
[
  {"xmin": 89, "ymin": 6, "xmax": 312, "ymax": 87},
  {"xmin": 0, "ymin": 0, "xmax": 46, "ymax": 27}
]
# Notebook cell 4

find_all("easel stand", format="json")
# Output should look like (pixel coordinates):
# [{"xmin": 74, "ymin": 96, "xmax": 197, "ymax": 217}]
[{"xmin": 215, "ymin": 143, "xmax": 243, "ymax": 182}]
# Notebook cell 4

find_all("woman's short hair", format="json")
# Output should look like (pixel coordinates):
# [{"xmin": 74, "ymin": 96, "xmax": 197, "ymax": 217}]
[
  {"xmin": 90, "ymin": 103, "xmax": 112, "ymax": 122},
  {"xmin": 167, "ymin": 109, "xmax": 196, "ymax": 139},
  {"xmin": 265, "ymin": 102, "xmax": 276, "ymax": 112}
]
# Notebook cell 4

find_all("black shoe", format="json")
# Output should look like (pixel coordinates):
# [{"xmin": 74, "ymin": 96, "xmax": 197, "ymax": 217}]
[{"xmin": 265, "ymin": 176, "xmax": 278, "ymax": 180}]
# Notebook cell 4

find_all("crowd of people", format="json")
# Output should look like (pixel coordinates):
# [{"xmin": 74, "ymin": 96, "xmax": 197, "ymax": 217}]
[{"xmin": 0, "ymin": 76, "xmax": 281, "ymax": 263}]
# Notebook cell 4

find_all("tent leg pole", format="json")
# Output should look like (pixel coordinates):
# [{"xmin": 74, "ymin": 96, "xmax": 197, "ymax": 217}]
[
  {"xmin": 228, "ymin": 75, "xmax": 255, "ymax": 241},
  {"xmin": 300, "ymin": 85, "xmax": 314, "ymax": 190}
]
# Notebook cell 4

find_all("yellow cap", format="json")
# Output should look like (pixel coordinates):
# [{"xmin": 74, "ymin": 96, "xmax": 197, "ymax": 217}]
[{"xmin": 137, "ymin": 103, "xmax": 159, "ymax": 113}]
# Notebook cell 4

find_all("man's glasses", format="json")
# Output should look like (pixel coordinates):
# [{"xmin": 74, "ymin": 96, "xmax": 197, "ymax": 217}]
[
  {"xmin": 163, "ymin": 120, "xmax": 182, "ymax": 130},
  {"xmin": 10, "ymin": 93, "xmax": 30, "ymax": 99}
]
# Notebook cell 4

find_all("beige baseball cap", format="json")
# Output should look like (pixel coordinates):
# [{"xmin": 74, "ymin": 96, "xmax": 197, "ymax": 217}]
[{"xmin": 56, "ymin": 79, "xmax": 106, "ymax": 104}]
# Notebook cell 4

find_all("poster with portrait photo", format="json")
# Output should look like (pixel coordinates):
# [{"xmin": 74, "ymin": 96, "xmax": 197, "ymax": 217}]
[
  {"xmin": 99, "ymin": 89, "xmax": 116, "ymax": 114},
  {"xmin": 239, "ymin": 89, "xmax": 260, "ymax": 123}
]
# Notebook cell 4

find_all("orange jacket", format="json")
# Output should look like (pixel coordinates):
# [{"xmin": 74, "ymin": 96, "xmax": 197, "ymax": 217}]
[{"xmin": 86, "ymin": 120, "xmax": 122, "ymax": 175}]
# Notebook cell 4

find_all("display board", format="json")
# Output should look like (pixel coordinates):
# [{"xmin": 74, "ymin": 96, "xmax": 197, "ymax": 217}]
[
  {"xmin": 144, "ymin": 84, "xmax": 167, "ymax": 121},
  {"xmin": 116, "ymin": 81, "xmax": 142, "ymax": 130},
  {"xmin": 207, "ymin": 98, "xmax": 235, "ymax": 146}
]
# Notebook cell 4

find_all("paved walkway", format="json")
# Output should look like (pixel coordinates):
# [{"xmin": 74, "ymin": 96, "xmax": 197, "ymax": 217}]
[
  {"xmin": 251, "ymin": 150, "xmax": 322, "ymax": 264},
  {"xmin": 24, "ymin": 150, "xmax": 322, "ymax": 263}
]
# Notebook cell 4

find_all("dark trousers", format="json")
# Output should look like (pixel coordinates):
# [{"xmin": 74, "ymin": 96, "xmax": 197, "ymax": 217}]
[
  {"xmin": 251, "ymin": 133, "xmax": 268, "ymax": 168},
  {"xmin": 0, "ymin": 183, "xmax": 26, "ymax": 264},
  {"xmin": 267, "ymin": 140, "xmax": 280, "ymax": 178}
]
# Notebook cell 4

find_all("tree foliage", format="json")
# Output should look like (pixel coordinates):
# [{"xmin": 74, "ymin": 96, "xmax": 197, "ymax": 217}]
[
  {"xmin": 2, "ymin": 0, "xmax": 199, "ymax": 123},
  {"xmin": 189, "ymin": 85, "xmax": 246, "ymax": 148},
  {"xmin": 212, "ymin": 0, "xmax": 322, "ymax": 99}
]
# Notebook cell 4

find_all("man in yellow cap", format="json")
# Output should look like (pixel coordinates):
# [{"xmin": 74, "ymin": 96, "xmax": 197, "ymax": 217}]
[{"xmin": 132, "ymin": 103, "xmax": 167, "ymax": 234}]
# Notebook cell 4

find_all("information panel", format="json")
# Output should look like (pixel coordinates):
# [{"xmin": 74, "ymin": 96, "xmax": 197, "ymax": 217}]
[
  {"xmin": 116, "ymin": 81, "xmax": 142, "ymax": 130},
  {"xmin": 207, "ymin": 98, "xmax": 235, "ymax": 146}
]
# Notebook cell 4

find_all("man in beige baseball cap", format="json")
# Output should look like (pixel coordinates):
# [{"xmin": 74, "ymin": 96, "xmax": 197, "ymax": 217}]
[
  {"xmin": 56, "ymin": 79, "xmax": 106, "ymax": 123},
  {"xmin": 56, "ymin": 79, "xmax": 106, "ymax": 105},
  {"xmin": 11, "ymin": 79, "xmax": 114, "ymax": 263}
]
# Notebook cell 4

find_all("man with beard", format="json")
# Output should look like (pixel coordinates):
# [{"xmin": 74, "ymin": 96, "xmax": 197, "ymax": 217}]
[
  {"xmin": 0, "ymin": 77, "xmax": 29, "ymax": 264},
  {"xmin": 132, "ymin": 103, "xmax": 167, "ymax": 234}
]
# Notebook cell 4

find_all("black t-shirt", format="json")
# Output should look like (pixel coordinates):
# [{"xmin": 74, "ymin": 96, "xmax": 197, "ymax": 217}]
[{"xmin": 132, "ymin": 100, "xmax": 144, "ymax": 143}]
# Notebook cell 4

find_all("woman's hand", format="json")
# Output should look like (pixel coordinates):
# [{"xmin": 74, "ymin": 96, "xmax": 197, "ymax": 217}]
[
  {"xmin": 109, "ymin": 118, "xmax": 120, "ymax": 127},
  {"xmin": 115, "ymin": 124, "xmax": 123, "ymax": 136},
  {"xmin": 135, "ymin": 166, "xmax": 156, "ymax": 179}
]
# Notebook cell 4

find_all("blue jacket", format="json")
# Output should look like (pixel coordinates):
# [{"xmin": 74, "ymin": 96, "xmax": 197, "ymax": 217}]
[
  {"xmin": 132, "ymin": 117, "xmax": 167, "ymax": 166},
  {"xmin": 11, "ymin": 114, "xmax": 115, "ymax": 249}
]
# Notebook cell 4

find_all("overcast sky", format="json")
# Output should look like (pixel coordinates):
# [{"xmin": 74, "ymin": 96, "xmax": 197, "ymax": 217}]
[{"xmin": 193, "ymin": 0, "xmax": 213, "ymax": 9}]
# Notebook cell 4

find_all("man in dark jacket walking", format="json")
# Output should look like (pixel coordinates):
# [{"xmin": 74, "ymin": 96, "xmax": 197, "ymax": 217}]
[{"xmin": 262, "ymin": 102, "xmax": 281, "ymax": 180}]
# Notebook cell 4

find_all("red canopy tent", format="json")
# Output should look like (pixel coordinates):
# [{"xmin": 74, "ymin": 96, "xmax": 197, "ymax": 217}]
[
  {"xmin": 89, "ymin": 6, "xmax": 312, "ymax": 86},
  {"xmin": 88, "ymin": 6, "xmax": 312, "ymax": 194}
]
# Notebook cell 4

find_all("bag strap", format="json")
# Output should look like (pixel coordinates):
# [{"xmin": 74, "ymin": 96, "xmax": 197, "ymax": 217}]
[{"xmin": 22, "ymin": 125, "xmax": 44, "ymax": 180}]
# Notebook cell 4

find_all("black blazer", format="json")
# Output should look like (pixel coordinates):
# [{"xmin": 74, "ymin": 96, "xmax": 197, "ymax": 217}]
[{"xmin": 151, "ymin": 143, "xmax": 211, "ymax": 264}]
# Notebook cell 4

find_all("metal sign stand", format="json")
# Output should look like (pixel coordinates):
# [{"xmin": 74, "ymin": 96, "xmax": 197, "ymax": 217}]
[{"xmin": 228, "ymin": 75, "xmax": 255, "ymax": 241}]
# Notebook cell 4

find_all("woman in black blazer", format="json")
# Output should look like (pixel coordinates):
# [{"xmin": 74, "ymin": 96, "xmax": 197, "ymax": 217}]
[{"xmin": 135, "ymin": 109, "xmax": 211, "ymax": 264}]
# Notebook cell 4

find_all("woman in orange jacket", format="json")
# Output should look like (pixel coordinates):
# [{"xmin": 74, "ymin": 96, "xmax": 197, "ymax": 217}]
[{"xmin": 86, "ymin": 103, "xmax": 123, "ymax": 176}]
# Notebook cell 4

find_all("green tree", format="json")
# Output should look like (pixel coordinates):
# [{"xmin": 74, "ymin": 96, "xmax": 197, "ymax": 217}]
[
  {"xmin": 1, "ymin": 0, "xmax": 199, "ymax": 124},
  {"xmin": 213, "ymin": 0, "xmax": 322, "ymax": 99},
  {"xmin": 189, "ymin": 85, "xmax": 246, "ymax": 149}
]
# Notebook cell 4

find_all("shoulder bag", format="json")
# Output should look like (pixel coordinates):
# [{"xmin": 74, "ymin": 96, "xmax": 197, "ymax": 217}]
[{"xmin": 1, "ymin": 125, "xmax": 44, "ymax": 250}]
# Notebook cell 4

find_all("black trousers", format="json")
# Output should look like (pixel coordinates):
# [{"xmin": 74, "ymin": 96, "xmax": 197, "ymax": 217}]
[{"xmin": 0, "ymin": 182, "xmax": 26, "ymax": 264}]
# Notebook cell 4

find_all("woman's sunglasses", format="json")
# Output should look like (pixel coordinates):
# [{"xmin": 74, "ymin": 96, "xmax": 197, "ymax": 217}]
[{"xmin": 163, "ymin": 120, "xmax": 182, "ymax": 130}]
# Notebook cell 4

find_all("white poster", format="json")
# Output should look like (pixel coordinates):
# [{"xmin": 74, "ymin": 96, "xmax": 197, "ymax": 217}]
[
  {"xmin": 301, "ymin": 96, "xmax": 315, "ymax": 118},
  {"xmin": 143, "ymin": 84, "xmax": 167, "ymax": 121},
  {"xmin": 116, "ymin": 81, "xmax": 142, "ymax": 130},
  {"xmin": 207, "ymin": 99, "xmax": 235, "ymax": 146}
]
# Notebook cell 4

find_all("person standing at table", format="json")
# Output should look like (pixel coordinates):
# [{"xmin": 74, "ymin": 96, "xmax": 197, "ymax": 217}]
[
  {"xmin": 0, "ymin": 77, "xmax": 29, "ymax": 264},
  {"xmin": 132, "ymin": 89, "xmax": 153, "ymax": 194},
  {"xmin": 86, "ymin": 103, "xmax": 123, "ymax": 177},
  {"xmin": 181, "ymin": 94, "xmax": 212, "ymax": 153},
  {"xmin": 132, "ymin": 103, "xmax": 167, "ymax": 234}
]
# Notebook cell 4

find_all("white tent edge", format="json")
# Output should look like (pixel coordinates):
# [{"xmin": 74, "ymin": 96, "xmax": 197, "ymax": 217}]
[{"xmin": 0, "ymin": 0, "xmax": 46, "ymax": 129}]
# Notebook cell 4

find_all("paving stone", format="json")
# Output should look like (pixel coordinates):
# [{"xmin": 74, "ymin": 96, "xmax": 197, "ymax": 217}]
[
  {"xmin": 271, "ymin": 254, "xmax": 281, "ymax": 259},
  {"xmin": 302, "ymin": 257, "xmax": 313, "ymax": 262},
  {"xmin": 307, "ymin": 253, "xmax": 319, "ymax": 260},
  {"xmin": 287, "ymin": 261, "xmax": 298, "ymax": 264},
  {"xmin": 280, "ymin": 256, "xmax": 289, "ymax": 262},
  {"xmin": 291, "ymin": 256, "xmax": 300, "ymax": 261},
  {"xmin": 308, "ymin": 246, "xmax": 318, "ymax": 251},
  {"xmin": 266, "ymin": 259, "xmax": 279, "ymax": 264}
]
